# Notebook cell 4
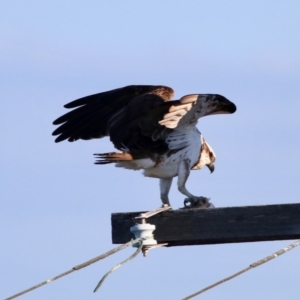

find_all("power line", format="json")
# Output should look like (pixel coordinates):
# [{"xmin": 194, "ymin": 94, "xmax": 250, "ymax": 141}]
[
  {"xmin": 4, "ymin": 237, "xmax": 145, "ymax": 300},
  {"xmin": 94, "ymin": 242, "xmax": 143, "ymax": 292},
  {"xmin": 5, "ymin": 233, "xmax": 300, "ymax": 299},
  {"xmin": 182, "ymin": 239, "xmax": 300, "ymax": 300}
]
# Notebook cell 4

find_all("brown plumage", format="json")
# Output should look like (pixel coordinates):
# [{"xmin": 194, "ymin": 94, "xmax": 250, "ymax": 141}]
[{"xmin": 53, "ymin": 85, "xmax": 236, "ymax": 207}]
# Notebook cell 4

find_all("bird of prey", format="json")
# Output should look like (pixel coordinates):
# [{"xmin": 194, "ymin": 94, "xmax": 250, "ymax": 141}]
[{"xmin": 52, "ymin": 85, "xmax": 236, "ymax": 208}]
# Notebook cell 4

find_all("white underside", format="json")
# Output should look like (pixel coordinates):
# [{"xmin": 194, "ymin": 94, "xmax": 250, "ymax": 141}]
[{"xmin": 115, "ymin": 127, "xmax": 201, "ymax": 179}]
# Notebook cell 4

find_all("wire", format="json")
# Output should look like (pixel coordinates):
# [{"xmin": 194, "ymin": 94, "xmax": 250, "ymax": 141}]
[
  {"xmin": 93, "ymin": 242, "xmax": 143, "ymax": 292},
  {"xmin": 4, "ymin": 237, "xmax": 145, "ymax": 300},
  {"xmin": 6, "ymin": 235, "xmax": 300, "ymax": 300},
  {"xmin": 182, "ymin": 239, "xmax": 300, "ymax": 300}
]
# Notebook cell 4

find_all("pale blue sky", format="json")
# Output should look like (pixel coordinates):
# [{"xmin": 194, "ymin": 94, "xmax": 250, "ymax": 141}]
[{"xmin": 1, "ymin": 1, "xmax": 300, "ymax": 299}]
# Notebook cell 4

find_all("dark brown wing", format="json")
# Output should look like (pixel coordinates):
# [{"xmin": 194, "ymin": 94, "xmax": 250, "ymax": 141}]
[
  {"xmin": 107, "ymin": 93, "xmax": 178, "ymax": 155},
  {"xmin": 52, "ymin": 85, "xmax": 174, "ymax": 143}
]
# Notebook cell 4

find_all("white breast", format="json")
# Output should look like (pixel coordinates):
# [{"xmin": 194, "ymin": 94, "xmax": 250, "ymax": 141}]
[{"xmin": 143, "ymin": 127, "xmax": 201, "ymax": 178}]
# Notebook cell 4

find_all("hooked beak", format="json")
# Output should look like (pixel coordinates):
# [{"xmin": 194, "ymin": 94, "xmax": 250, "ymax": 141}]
[{"xmin": 207, "ymin": 163, "xmax": 215, "ymax": 173}]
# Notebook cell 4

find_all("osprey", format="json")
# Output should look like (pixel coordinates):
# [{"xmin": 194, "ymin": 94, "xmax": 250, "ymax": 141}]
[{"xmin": 52, "ymin": 85, "xmax": 236, "ymax": 207}]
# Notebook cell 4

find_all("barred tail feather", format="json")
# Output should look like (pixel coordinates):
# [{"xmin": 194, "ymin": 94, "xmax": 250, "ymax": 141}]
[{"xmin": 94, "ymin": 152, "xmax": 133, "ymax": 164}]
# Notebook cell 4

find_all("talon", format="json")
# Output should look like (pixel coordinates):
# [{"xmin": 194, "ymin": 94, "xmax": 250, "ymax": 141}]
[{"xmin": 183, "ymin": 197, "xmax": 214, "ymax": 208}]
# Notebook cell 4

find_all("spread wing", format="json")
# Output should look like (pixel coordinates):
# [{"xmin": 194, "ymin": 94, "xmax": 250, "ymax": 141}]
[
  {"xmin": 52, "ymin": 85, "xmax": 174, "ymax": 143},
  {"xmin": 137, "ymin": 94, "xmax": 236, "ymax": 142},
  {"xmin": 52, "ymin": 86, "xmax": 236, "ymax": 156},
  {"xmin": 157, "ymin": 94, "xmax": 236, "ymax": 129}
]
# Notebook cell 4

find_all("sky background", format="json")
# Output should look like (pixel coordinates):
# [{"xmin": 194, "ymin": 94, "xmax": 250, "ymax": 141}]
[{"xmin": 1, "ymin": 1, "xmax": 300, "ymax": 299}]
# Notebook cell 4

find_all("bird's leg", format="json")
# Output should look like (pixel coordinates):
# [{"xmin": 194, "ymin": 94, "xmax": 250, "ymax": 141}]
[
  {"xmin": 177, "ymin": 160, "xmax": 214, "ymax": 208},
  {"xmin": 159, "ymin": 178, "xmax": 173, "ymax": 206}
]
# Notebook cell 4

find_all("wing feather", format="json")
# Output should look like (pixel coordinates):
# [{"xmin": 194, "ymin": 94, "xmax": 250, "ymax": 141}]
[
  {"xmin": 52, "ymin": 86, "xmax": 235, "ymax": 158},
  {"xmin": 158, "ymin": 94, "xmax": 236, "ymax": 130},
  {"xmin": 52, "ymin": 85, "xmax": 174, "ymax": 143}
]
